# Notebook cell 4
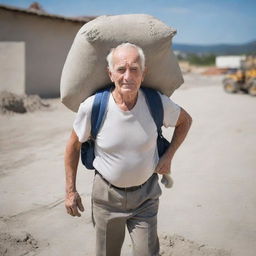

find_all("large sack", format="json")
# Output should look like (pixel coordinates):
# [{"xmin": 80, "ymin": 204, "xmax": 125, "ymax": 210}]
[{"xmin": 60, "ymin": 14, "xmax": 183, "ymax": 112}]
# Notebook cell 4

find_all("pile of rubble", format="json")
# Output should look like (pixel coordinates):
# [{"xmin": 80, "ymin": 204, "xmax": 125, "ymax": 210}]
[
  {"xmin": 159, "ymin": 234, "xmax": 231, "ymax": 256},
  {"xmin": 0, "ymin": 91, "xmax": 50, "ymax": 114},
  {"xmin": 0, "ymin": 232, "xmax": 39, "ymax": 256}
]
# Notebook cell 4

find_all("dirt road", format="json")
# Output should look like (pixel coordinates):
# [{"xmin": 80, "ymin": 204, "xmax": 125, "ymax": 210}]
[{"xmin": 0, "ymin": 74, "xmax": 255, "ymax": 256}]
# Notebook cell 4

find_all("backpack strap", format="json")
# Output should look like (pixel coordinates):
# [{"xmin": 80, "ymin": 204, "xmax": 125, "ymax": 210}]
[
  {"xmin": 90, "ymin": 86, "xmax": 112, "ymax": 139},
  {"xmin": 141, "ymin": 87, "xmax": 164, "ymax": 132}
]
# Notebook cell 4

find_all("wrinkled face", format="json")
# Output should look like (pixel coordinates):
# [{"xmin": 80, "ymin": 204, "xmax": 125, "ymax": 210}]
[{"xmin": 108, "ymin": 46, "xmax": 146, "ymax": 96}]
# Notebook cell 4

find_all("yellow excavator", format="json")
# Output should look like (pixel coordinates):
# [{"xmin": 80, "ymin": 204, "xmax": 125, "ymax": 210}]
[{"xmin": 223, "ymin": 56, "xmax": 256, "ymax": 96}]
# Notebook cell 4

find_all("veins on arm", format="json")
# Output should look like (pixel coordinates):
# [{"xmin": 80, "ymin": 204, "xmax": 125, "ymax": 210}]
[
  {"xmin": 165, "ymin": 108, "xmax": 192, "ymax": 160},
  {"xmin": 65, "ymin": 129, "xmax": 82, "ymax": 194}
]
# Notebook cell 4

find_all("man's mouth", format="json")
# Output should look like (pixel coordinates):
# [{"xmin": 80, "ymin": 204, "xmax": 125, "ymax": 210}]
[{"xmin": 122, "ymin": 83, "xmax": 134, "ymax": 87}]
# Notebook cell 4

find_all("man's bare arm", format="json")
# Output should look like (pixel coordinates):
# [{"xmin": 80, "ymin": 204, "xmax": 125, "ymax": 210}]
[
  {"xmin": 155, "ymin": 108, "xmax": 192, "ymax": 174},
  {"xmin": 64, "ymin": 129, "xmax": 84, "ymax": 217}
]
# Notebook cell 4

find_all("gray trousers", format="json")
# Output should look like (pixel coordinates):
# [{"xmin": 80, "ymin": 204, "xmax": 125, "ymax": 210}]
[{"xmin": 92, "ymin": 172, "xmax": 162, "ymax": 256}]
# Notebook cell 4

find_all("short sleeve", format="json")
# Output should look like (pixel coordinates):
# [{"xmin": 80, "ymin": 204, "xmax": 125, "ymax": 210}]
[
  {"xmin": 73, "ymin": 96, "xmax": 94, "ymax": 143},
  {"xmin": 159, "ymin": 93, "xmax": 181, "ymax": 127}
]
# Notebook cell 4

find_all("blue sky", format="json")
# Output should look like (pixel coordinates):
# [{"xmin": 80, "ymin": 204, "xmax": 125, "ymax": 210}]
[{"xmin": 1, "ymin": 0, "xmax": 255, "ymax": 45}]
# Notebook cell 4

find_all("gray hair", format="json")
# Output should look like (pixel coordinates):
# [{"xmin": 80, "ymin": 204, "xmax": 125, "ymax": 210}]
[{"xmin": 106, "ymin": 43, "xmax": 146, "ymax": 72}]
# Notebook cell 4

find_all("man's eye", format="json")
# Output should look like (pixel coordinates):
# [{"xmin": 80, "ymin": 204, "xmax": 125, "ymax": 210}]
[{"xmin": 117, "ymin": 68, "xmax": 125, "ymax": 72}]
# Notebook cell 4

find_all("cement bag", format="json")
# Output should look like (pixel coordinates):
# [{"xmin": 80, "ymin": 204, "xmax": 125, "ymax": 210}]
[{"xmin": 60, "ymin": 14, "xmax": 183, "ymax": 112}]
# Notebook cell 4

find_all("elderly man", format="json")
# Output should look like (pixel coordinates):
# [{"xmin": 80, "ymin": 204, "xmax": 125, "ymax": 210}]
[{"xmin": 65, "ymin": 43, "xmax": 192, "ymax": 256}]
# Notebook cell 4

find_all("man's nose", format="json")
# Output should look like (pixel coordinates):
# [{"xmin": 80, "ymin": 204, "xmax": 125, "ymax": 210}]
[{"xmin": 123, "ymin": 69, "xmax": 132, "ymax": 80}]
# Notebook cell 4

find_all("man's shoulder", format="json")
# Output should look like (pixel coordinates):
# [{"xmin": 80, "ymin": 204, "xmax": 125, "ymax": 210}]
[
  {"xmin": 78, "ymin": 94, "xmax": 95, "ymax": 113},
  {"xmin": 81, "ymin": 94, "xmax": 96, "ymax": 104}
]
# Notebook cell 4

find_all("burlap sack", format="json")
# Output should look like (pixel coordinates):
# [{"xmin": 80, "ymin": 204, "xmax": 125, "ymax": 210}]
[{"xmin": 60, "ymin": 14, "xmax": 183, "ymax": 112}]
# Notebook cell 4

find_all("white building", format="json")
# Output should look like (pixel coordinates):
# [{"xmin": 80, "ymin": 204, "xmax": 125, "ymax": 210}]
[
  {"xmin": 215, "ymin": 55, "xmax": 246, "ymax": 69},
  {"xmin": 0, "ymin": 3, "xmax": 95, "ymax": 97}
]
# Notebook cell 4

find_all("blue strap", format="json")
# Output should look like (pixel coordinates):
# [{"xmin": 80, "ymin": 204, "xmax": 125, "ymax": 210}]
[
  {"xmin": 91, "ymin": 86, "xmax": 112, "ymax": 139},
  {"xmin": 141, "ymin": 87, "xmax": 164, "ymax": 132}
]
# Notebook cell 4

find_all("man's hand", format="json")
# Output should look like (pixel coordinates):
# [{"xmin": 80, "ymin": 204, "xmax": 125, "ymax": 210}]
[
  {"xmin": 65, "ymin": 191, "xmax": 84, "ymax": 217},
  {"xmin": 155, "ymin": 152, "xmax": 172, "ymax": 174}
]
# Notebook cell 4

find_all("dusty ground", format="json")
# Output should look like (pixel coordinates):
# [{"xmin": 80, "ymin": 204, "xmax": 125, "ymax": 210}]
[{"xmin": 0, "ymin": 73, "xmax": 255, "ymax": 255}]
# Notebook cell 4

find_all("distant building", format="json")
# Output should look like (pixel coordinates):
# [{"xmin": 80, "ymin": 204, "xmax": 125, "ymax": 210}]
[
  {"xmin": 215, "ymin": 55, "xmax": 246, "ymax": 69},
  {"xmin": 0, "ymin": 3, "xmax": 95, "ymax": 97}
]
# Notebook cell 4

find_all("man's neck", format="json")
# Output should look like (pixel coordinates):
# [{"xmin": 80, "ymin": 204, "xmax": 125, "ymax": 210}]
[{"xmin": 112, "ymin": 88, "xmax": 138, "ymax": 111}]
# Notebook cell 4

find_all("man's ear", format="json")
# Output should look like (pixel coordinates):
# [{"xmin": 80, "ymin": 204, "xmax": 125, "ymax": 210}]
[
  {"xmin": 107, "ymin": 67, "xmax": 114, "ymax": 82},
  {"xmin": 142, "ymin": 67, "xmax": 147, "ymax": 82}
]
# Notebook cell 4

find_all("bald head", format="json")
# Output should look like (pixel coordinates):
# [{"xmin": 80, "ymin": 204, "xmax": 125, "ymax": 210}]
[{"xmin": 106, "ymin": 43, "xmax": 145, "ymax": 72}]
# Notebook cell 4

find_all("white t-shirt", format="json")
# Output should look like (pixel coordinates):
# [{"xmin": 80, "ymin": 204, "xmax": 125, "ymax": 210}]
[{"xmin": 73, "ymin": 89, "xmax": 181, "ymax": 187}]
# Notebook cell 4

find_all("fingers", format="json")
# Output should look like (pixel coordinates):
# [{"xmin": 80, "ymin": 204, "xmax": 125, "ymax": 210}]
[
  {"xmin": 155, "ymin": 162, "xmax": 169, "ymax": 174},
  {"xmin": 157, "ymin": 169, "xmax": 169, "ymax": 174},
  {"xmin": 77, "ymin": 197, "xmax": 85, "ymax": 212},
  {"xmin": 71, "ymin": 204, "xmax": 81, "ymax": 217},
  {"xmin": 66, "ymin": 203, "xmax": 81, "ymax": 217},
  {"xmin": 155, "ymin": 157, "xmax": 171, "ymax": 174},
  {"xmin": 66, "ymin": 206, "xmax": 73, "ymax": 216},
  {"xmin": 65, "ymin": 193, "xmax": 84, "ymax": 217}
]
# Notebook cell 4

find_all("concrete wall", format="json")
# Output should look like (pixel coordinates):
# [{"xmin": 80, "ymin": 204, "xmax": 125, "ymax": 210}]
[
  {"xmin": 0, "ymin": 8, "xmax": 85, "ymax": 97},
  {"xmin": 0, "ymin": 42, "xmax": 25, "ymax": 94}
]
